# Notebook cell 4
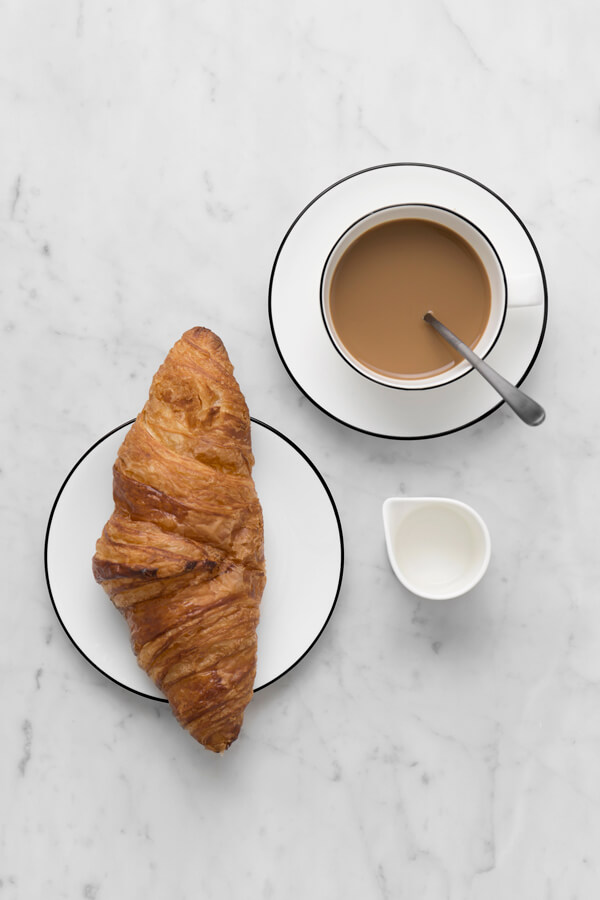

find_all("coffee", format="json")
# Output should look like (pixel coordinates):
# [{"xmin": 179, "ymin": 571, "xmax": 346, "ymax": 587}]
[{"xmin": 328, "ymin": 218, "xmax": 492, "ymax": 380}]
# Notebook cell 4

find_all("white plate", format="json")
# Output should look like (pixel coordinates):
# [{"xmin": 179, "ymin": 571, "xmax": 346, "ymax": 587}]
[
  {"xmin": 45, "ymin": 419, "xmax": 343, "ymax": 698},
  {"xmin": 269, "ymin": 163, "xmax": 548, "ymax": 438}
]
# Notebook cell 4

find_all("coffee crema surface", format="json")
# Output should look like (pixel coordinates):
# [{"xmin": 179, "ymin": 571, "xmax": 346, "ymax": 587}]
[{"xmin": 328, "ymin": 218, "xmax": 492, "ymax": 380}]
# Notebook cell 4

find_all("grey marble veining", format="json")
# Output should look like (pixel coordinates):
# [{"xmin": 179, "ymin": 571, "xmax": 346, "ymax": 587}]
[{"xmin": 2, "ymin": 0, "xmax": 600, "ymax": 897}]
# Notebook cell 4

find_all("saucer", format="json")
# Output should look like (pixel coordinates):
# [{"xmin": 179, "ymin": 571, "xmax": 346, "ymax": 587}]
[
  {"xmin": 269, "ymin": 163, "xmax": 548, "ymax": 438},
  {"xmin": 45, "ymin": 419, "xmax": 344, "ymax": 699}
]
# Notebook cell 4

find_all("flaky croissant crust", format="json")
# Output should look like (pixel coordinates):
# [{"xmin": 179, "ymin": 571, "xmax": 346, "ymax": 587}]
[{"xmin": 92, "ymin": 327, "xmax": 265, "ymax": 752}]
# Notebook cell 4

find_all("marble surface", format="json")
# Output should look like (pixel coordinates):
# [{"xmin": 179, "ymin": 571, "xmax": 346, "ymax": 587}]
[{"xmin": 2, "ymin": 1, "xmax": 599, "ymax": 897}]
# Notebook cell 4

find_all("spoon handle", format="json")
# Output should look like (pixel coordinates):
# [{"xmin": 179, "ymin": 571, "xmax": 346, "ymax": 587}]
[{"xmin": 424, "ymin": 313, "xmax": 545, "ymax": 426}]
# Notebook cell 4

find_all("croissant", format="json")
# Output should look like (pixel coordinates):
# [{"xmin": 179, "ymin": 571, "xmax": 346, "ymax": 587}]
[{"xmin": 92, "ymin": 327, "xmax": 266, "ymax": 752}]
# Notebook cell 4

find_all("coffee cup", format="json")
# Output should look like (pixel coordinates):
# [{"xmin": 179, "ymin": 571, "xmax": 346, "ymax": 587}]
[{"xmin": 321, "ymin": 204, "xmax": 541, "ymax": 390}]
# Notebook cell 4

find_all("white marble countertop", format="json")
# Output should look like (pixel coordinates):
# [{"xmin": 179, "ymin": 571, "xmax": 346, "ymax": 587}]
[{"xmin": 2, "ymin": 1, "xmax": 599, "ymax": 897}]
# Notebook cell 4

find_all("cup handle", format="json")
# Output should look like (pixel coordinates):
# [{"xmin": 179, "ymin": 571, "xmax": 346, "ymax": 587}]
[{"xmin": 507, "ymin": 272, "xmax": 543, "ymax": 307}]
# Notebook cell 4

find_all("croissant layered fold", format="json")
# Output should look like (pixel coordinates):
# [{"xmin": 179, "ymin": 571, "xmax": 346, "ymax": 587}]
[{"xmin": 92, "ymin": 327, "xmax": 266, "ymax": 752}]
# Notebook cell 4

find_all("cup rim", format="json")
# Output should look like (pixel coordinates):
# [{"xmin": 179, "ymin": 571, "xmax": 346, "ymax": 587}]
[{"xmin": 320, "ymin": 203, "xmax": 509, "ymax": 391}]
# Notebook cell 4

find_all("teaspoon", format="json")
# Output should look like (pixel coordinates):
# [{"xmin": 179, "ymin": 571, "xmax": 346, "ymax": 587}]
[{"xmin": 424, "ymin": 312, "xmax": 545, "ymax": 426}]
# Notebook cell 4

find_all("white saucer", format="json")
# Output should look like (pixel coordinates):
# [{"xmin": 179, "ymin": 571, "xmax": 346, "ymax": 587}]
[
  {"xmin": 269, "ymin": 163, "xmax": 548, "ymax": 438},
  {"xmin": 45, "ymin": 419, "xmax": 343, "ymax": 699}
]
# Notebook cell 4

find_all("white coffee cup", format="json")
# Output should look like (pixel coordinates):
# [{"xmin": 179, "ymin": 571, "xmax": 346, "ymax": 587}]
[{"xmin": 321, "ymin": 204, "xmax": 541, "ymax": 390}]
